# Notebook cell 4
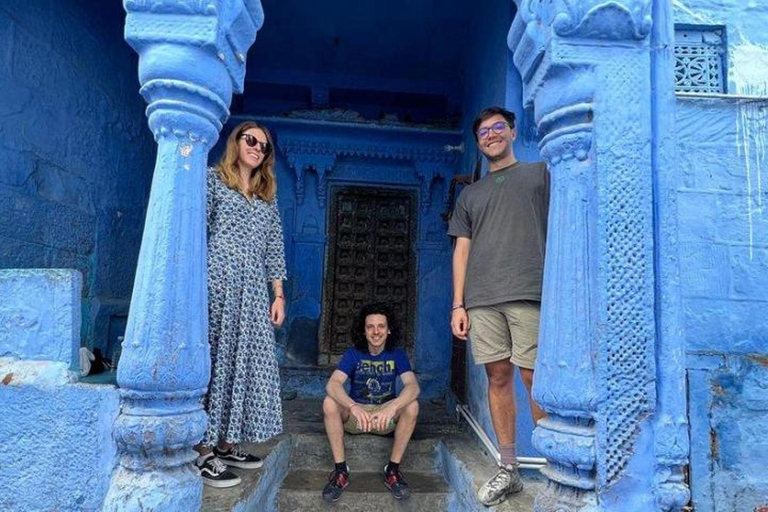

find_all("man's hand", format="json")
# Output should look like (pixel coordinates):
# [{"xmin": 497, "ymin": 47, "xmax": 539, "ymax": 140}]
[
  {"xmin": 451, "ymin": 307, "xmax": 470, "ymax": 340},
  {"xmin": 371, "ymin": 403, "xmax": 397, "ymax": 432},
  {"xmin": 349, "ymin": 403, "xmax": 372, "ymax": 433}
]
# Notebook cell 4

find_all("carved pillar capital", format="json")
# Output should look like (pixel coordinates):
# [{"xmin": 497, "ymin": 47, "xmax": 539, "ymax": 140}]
[
  {"xmin": 104, "ymin": 2, "xmax": 264, "ymax": 511},
  {"xmin": 517, "ymin": 0, "xmax": 652, "ymax": 41}
]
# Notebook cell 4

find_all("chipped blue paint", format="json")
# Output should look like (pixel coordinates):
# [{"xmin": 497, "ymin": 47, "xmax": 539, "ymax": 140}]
[{"xmin": 674, "ymin": 1, "xmax": 768, "ymax": 509}]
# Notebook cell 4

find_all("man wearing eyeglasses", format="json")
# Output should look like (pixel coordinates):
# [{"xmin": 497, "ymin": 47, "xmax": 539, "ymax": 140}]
[{"xmin": 448, "ymin": 106, "xmax": 549, "ymax": 506}]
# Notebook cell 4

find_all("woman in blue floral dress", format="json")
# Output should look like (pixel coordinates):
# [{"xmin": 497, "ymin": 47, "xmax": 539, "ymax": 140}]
[{"xmin": 195, "ymin": 121, "xmax": 287, "ymax": 488}]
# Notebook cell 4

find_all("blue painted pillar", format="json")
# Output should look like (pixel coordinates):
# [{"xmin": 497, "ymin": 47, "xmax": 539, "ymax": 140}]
[
  {"xmin": 649, "ymin": 0, "xmax": 690, "ymax": 509},
  {"xmin": 103, "ymin": 1, "xmax": 263, "ymax": 510},
  {"xmin": 508, "ymin": 0, "xmax": 688, "ymax": 510}
]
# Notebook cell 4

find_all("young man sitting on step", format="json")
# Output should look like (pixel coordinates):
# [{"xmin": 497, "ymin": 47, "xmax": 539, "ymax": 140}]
[{"xmin": 321, "ymin": 303, "xmax": 420, "ymax": 503}]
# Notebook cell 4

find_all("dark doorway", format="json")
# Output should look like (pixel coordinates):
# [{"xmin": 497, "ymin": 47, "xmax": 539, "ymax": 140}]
[{"xmin": 320, "ymin": 186, "xmax": 417, "ymax": 362}]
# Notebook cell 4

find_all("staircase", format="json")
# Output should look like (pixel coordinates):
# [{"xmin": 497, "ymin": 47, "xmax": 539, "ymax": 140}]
[
  {"xmin": 202, "ymin": 398, "xmax": 544, "ymax": 511},
  {"xmin": 277, "ymin": 399, "xmax": 455, "ymax": 511}
]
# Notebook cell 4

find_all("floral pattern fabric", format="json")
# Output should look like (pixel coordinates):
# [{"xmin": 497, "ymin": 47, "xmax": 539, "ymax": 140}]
[{"xmin": 203, "ymin": 168, "xmax": 287, "ymax": 446}]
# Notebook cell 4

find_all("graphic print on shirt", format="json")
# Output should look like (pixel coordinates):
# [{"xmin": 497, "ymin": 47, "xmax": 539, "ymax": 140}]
[{"xmin": 353, "ymin": 359, "xmax": 396, "ymax": 404}]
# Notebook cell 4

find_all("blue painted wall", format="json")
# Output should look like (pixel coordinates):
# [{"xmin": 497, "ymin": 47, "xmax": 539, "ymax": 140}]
[
  {"xmin": 0, "ymin": 269, "xmax": 119, "ymax": 511},
  {"xmin": 676, "ymin": 96, "xmax": 768, "ymax": 512},
  {"xmin": 674, "ymin": 2, "xmax": 768, "ymax": 510},
  {"xmin": 0, "ymin": 0, "xmax": 155, "ymax": 355},
  {"xmin": 0, "ymin": 383, "xmax": 119, "ymax": 511}
]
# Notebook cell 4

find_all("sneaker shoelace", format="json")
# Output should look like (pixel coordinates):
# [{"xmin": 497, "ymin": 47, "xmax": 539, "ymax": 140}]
[
  {"xmin": 486, "ymin": 468, "xmax": 512, "ymax": 492},
  {"xmin": 230, "ymin": 445, "xmax": 249, "ymax": 459},
  {"xmin": 208, "ymin": 457, "xmax": 228, "ymax": 475},
  {"xmin": 328, "ymin": 469, "xmax": 348, "ymax": 488}
]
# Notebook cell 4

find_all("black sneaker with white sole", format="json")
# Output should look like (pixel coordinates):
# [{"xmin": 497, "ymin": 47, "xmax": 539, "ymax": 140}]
[
  {"xmin": 196, "ymin": 454, "xmax": 241, "ymax": 488},
  {"xmin": 214, "ymin": 445, "xmax": 264, "ymax": 469}
]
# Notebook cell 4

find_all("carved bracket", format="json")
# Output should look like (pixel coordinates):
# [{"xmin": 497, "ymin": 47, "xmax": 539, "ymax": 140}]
[
  {"xmin": 285, "ymin": 152, "xmax": 337, "ymax": 207},
  {"xmin": 414, "ymin": 161, "xmax": 451, "ymax": 214},
  {"xmin": 281, "ymin": 135, "xmax": 456, "ymax": 209},
  {"xmin": 124, "ymin": 0, "xmax": 263, "ymax": 94},
  {"xmin": 510, "ymin": 0, "xmax": 653, "ymax": 105}
]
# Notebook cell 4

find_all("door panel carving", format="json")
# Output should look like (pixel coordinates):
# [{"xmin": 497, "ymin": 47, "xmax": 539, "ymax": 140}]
[{"xmin": 321, "ymin": 186, "xmax": 416, "ymax": 359}]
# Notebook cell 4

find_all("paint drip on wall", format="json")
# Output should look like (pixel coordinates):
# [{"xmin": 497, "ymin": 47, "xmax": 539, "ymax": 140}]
[{"xmin": 732, "ymin": 39, "xmax": 768, "ymax": 259}]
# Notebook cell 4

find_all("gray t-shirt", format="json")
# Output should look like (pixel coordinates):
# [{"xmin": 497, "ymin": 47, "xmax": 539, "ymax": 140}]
[{"xmin": 448, "ymin": 161, "xmax": 549, "ymax": 309}]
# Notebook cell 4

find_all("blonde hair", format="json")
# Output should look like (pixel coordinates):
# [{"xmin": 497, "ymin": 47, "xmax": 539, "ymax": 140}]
[{"xmin": 215, "ymin": 121, "xmax": 277, "ymax": 202}]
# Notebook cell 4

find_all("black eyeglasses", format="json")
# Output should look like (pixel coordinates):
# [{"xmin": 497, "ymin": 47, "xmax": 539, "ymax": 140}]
[
  {"xmin": 240, "ymin": 133, "xmax": 271, "ymax": 153},
  {"xmin": 476, "ymin": 121, "xmax": 508, "ymax": 139}
]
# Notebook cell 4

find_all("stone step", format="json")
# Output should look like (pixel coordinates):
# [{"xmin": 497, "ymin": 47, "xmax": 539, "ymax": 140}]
[
  {"xmin": 278, "ymin": 469, "xmax": 451, "ymax": 511},
  {"xmin": 280, "ymin": 365, "xmax": 335, "ymax": 399},
  {"xmin": 202, "ymin": 437, "xmax": 290, "ymax": 512},
  {"xmin": 436, "ymin": 434, "xmax": 545, "ymax": 511},
  {"xmin": 291, "ymin": 433, "xmax": 438, "ymax": 472},
  {"xmin": 282, "ymin": 398, "xmax": 465, "ymax": 438}
]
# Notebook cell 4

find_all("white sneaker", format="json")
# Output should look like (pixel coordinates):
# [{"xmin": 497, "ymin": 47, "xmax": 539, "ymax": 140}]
[{"xmin": 477, "ymin": 465, "xmax": 523, "ymax": 506}]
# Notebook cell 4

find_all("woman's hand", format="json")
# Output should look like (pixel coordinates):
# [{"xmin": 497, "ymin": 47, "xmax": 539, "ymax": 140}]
[{"xmin": 271, "ymin": 297, "xmax": 285, "ymax": 327}]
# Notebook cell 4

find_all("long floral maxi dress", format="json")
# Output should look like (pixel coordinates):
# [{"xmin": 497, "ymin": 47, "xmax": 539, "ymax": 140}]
[{"xmin": 203, "ymin": 168, "xmax": 287, "ymax": 446}]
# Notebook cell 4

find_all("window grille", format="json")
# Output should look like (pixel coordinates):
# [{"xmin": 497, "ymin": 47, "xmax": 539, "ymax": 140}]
[{"xmin": 674, "ymin": 26, "xmax": 726, "ymax": 94}]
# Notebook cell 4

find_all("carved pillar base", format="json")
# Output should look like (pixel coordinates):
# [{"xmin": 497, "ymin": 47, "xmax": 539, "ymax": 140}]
[
  {"xmin": 104, "ymin": 392, "xmax": 207, "ymax": 511},
  {"xmin": 533, "ymin": 416, "xmax": 598, "ymax": 511}
]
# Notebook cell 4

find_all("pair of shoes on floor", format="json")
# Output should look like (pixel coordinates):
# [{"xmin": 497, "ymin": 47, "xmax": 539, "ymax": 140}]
[
  {"xmin": 477, "ymin": 463, "xmax": 524, "ymax": 506},
  {"xmin": 321, "ymin": 463, "xmax": 411, "ymax": 503},
  {"xmin": 196, "ymin": 446, "xmax": 263, "ymax": 488}
]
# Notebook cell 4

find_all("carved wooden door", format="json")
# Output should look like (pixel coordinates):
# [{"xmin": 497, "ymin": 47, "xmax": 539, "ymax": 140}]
[{"xmin": 321, "ymin": 186, "xmax": 416, "ymax": 360}]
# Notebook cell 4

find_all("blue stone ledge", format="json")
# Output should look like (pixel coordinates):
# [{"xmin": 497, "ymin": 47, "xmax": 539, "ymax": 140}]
[
  {"xmin": 0, "ymin": 269, "xmax": 82, "ymax": 371},
  {"xmin": 0, "ymin": 382, "xmax": 120, "ymax": 511},
  {"xmin": 0, "ymin": 268, "xmax": 119, "ymax": 511}
]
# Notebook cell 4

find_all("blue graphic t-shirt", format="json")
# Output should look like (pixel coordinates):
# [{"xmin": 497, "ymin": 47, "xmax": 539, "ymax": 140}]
[{"xmin": 337, "ymin": 347, "xmax": 412, "ymax": 405}]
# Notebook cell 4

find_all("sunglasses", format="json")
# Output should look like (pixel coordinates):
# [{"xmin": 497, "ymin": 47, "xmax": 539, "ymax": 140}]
[
  {"xmin": 476, "ymin": 121, "xmax": 508, "ymax": 139},
  {"xmin": 240, "ymin": 133, "xmax": 271, "ymax": 153}
]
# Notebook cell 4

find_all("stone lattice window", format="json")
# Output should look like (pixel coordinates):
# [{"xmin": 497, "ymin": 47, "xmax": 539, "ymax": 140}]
[{"xmin": 674, "ymin": 26, "xmax": 726, "ymax": 93}]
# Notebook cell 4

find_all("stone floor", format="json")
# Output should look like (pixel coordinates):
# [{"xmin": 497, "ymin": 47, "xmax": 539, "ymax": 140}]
[{"xmin": 201, "ymin": 398, "xmax": 543, "ymax": 511}]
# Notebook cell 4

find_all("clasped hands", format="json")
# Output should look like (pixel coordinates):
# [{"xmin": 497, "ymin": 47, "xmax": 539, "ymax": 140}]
[{"xmin": 349, "ymin": 402, "xmax": 397, "ymax": 433}]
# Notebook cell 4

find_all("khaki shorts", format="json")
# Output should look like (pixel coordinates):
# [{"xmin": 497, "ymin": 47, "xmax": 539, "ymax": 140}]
[
  {"xmin": 467, "ymin": 300, "xmax": 540, "ymax": 369},
  {"xmin": 343, "ymin": 403, "xmax": 396, "ymax": 435}
]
